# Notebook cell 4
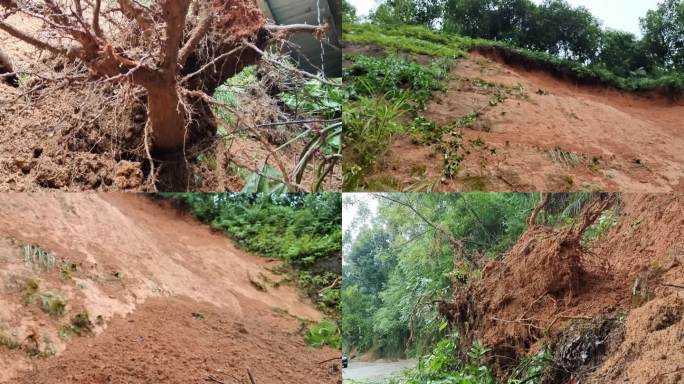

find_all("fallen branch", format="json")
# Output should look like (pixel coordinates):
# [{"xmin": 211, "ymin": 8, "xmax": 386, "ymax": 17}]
[
  {"xmin": 205, "ymin": 376, "xmax": 226, "ymax": 384},
  {"xmin": 246, "ymin": 369, "xmax": 257, "ymax": 384},
  {"xmin": 257, "ymin": 118, "xmax": 340, "ymax": 128},
  {"xmin": 660, "ymin": 283, "xmax": 684, "ymax": 289},
  {"xmin": 546, "ymin": 314, "xmax": 593, "ymax": 332},
  {"xmin": 647, "ymin": 368, "xmax": 684, "ymax": 384},
  {"xmin": 318, "ymin": 277, "xmax": 340, "ymax": 294},
  {"xmin": 491, "ymin": 316, "xmax": 544, "ymax": 331},
  {"xmin": 317, "ymin": 356, "xmax": 340, "ymax": 364},
  {"xmin": 244, "ymin": 41, "xmax": 340, "ymax": 86},
  {"xmin": 528, "ymin": 193, "xmax": 550, "ymax": 226}
]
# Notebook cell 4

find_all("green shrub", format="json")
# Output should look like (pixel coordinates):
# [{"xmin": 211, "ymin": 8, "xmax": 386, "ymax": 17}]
[
  {"xmin": 345, "ymin": 54, "xmax": 449, "ymax": 110},
  {"xmin": 345, "ymin": 23, "xmax": 466, "ymax": 58},
  {"xmin": 0, "ymin": 332, "xmax": 19, "ymax": 350},
  {"xmin": 39, "ymin": 292, "xmax": 66, "ymax": 317},
  {"xmin": 343, "ymin": 54, "xmax": 450, "ymax": 190},
  {"xmin": 23, "ymin": 278, "xmax": 40, "ymax": 305},
  {"xmin": 387, "ymin": 336, "xmax": 496, "ymax": 384},
  {"xmin": 279, "ymin": 79, "xmax": 345, "ymax": 118},
  {"xmin": 305, "ymin": 319, "xmax": 341, "ymax": 349}
]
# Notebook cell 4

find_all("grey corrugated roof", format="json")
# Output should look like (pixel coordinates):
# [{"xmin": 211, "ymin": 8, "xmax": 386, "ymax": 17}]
[{"xmin": 260, "ymin": 0, "xmax": 341, "ymax": 78}]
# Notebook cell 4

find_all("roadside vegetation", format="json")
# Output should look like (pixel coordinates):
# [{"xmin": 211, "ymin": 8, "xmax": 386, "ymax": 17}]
[
  {"xmin": 342, "ymin": 0, "xmax": 684, "ymax": 190},
  {"xmin": 342, "ymin": 193, "xmax": 621, "ymax": 383}
]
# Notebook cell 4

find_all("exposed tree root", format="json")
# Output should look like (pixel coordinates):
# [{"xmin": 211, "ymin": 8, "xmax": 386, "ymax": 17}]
[{"xmin": 442, "ymin": 194, "xmax": 618, "ymax": 374}]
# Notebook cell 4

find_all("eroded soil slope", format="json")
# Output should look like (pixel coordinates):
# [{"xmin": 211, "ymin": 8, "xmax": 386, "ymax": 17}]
[
  {"xmin": 444, "ymin": 194, "xmax": 683, "ymax": 383},
  {"xmin": 368, "ymin": 51, "xmax": 684, "ymax": 192},
  {"xmin": 0, "ymin": 194, "xmax": 339, "ymax": 383}
]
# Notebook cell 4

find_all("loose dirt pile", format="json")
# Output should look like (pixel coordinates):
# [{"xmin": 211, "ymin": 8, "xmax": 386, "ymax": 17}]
[
  {"xmin": 0, "ymin": 194, "xmax": 339, "ymax": 383},
  {"xmin": 443, "ymin": 194, "xmax": 684, "ymax": 382},
  {"xmin": 361, "ymin": 47, "xmax": 684, "ymax": 192}
]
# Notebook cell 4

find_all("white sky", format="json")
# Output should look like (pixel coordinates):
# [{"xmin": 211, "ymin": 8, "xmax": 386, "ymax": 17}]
[
  {"xmin": 531, "ymin": 0, "xmax": 661, "ymax": 36},
  {"xmin": 342, "ymin": 193, "xmax": 379, "ymax": 263},
  {"xmin": 347, "ymin": 0, "xmax": 662, "ymax": 36}
]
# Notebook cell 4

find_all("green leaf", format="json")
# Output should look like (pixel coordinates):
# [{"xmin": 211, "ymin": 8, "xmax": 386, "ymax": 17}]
[{"xmin": 241, "ymin": 165, "xmax": 288, "ymax": 194}]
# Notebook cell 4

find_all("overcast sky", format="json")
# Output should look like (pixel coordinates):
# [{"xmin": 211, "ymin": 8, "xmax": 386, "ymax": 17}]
[
  {"xmin": 347, "ymin": 0, "xmax": 662, "ymax": 36},
  {"xmin": 342, "ymin": 193, "xmax": 378, "ymax": 263}
]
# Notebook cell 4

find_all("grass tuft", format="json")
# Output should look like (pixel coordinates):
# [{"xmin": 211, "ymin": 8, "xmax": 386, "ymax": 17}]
[{"xmin": 39, "ymin": 292, "xmax": 66, "ymax": 317}]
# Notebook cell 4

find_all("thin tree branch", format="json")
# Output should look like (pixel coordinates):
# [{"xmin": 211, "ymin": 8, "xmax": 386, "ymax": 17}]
[
  {"xmin": 92, "ymin": 0, "xmax": 102, "ymax": 37},
  {"xmin": 161, "ymin": 0, "xmax": 191, "ymax": 73},
  {"xmin": 179, "ymin": 4, "xmax": 212, "ymax": 65},
  {"xmin": 0, "ymin": 21, "xmax": 68, "ymax": 56}
]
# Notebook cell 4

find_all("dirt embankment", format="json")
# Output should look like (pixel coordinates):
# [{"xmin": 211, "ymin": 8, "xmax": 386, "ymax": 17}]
[
  {"xmin": 363, "ymin": 48, "xmax": 684, "ymax": 192},
  {"xmin": 443, "ymin": 194, "xmax": 683, "ymax": 383},
  {"xmin": 0, "ymin": 194, "xmax": 340, "ymax": 384}
]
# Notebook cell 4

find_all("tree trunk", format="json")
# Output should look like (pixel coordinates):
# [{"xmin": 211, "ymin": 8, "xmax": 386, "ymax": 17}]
[{"xmin": 146, "ymin": 82, "xmax": 187, "ymax": 153}]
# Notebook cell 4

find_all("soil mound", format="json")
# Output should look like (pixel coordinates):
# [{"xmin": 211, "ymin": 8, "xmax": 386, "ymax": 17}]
[
  {"xmin": 12, "ymin": 296, "xmax": 339, "ymax": 384},
  {"xmin": 0, "ymin": 194, "xmax": 338, "ymax": 383},
  {"xmin": 443, "ymin": 194, "xmax": 684, "ymax": 381}
]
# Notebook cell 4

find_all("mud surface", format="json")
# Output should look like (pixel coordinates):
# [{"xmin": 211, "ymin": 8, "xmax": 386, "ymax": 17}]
[
  {"xmin": 0, "ymin": 194, "xmax": 339, "ymax": 383},
  {"xmin": 364, "ymin": 50, "xmax": 684, "ymax": 192}
]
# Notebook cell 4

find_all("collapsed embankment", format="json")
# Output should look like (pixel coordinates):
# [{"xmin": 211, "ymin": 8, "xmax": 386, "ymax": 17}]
[
  {"xmin": 442, "ymin": 194, "xmax": 683, "ymax": 383},
  {"xmin": 0, "ymin": 194, "xmax": 340, "ymax": 384},
  {"xmin": 350, "ymin": 41, "xmax": 684, "ymax": 192}
]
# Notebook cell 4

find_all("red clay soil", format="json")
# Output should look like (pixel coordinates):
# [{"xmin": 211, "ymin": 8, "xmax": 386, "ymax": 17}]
[
  {"xmin": 445, "ymin": 194, "xmax": 684, "ymax": 382},
  {"xmin": 0, "ymin": 194, "xmax": 339, "ymax": 383},
  {"xmin": 366, "ymin": 52, "xmax": 684, "ymax": 192},
  {"xmin": 13, "ymin": 296, "xmax": 338, "ymax": 384}
]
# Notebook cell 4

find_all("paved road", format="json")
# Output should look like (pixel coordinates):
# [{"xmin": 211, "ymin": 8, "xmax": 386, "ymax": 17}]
[{"xmin": 343, "ymin": 360, "xmax": 417, "ymax": 382}]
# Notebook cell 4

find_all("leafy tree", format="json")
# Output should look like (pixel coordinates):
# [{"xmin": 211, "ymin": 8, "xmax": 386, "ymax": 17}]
[
  {"xmin": 597, "ymin": 30, "xmax": 651, "ymax": 76},
  {"xmin": 341, "ymin": 284, "xmax": 374, "ymax": 352},
  {"xmin": 640, "ymin": 0, "xmax": 684, "ymax": 70},
  {"xmin": 444, "ymin": 0, "xmax": 537, "ymax": 43},
  {"xmin": 443, "ymin": 0, "xmax": 601, "ymax": 62},
  {"xmin": 372, "ymin": 0, "xmax": 443, "ymax": 27},
  {"xmin": 443, "ymin": 0, "xmax": 497, "ymax": 38},
  {"xmin": 342, "ymin": 0, "xmax": 358, "ymax": 24},
  {"xmin": 531, "ymin": 0, "xmax": 601, "ymax": 62},
  {"xmin": 342, "ymin": 193, "xmax": 540, "ymax": 358}
]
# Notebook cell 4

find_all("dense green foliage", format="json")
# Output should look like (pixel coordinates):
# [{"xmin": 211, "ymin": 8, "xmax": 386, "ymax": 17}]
[
  {"xmin": 342, "ymin": 193, "xmax": 539, "ymax": 358},
  {"xmin": 343, "ymin": 53, "xmax": 450, "ymax": 190},
  {"xmin": 170, "ymin": 193, "xmax": 341, "ymax": 265},
  {"xmin": 343, "ymin": 193, "xmax": 610, "ymax": 382},
  {"xmin": 305, "ymin": 319, "xmax": 342, "ymax": 349},
  {"xmin": 344, "ymin": 23, "xmax": 468, "ymax": 57},
  {"xmin": 380, "ymin": 336, "xmax": 497, "ymax": 384},
  {"xmin": 364, "ymin": 0, "xmax": 684, "ymax": 77},
  {"xmin": 344, "ymin": 21, "xmax": 684, "ymax": 96}
]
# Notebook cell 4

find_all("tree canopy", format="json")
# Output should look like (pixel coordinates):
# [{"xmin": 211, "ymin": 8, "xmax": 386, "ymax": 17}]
[
  {"xmin": 342, "ymin": 193, "xmax": 540, "ymax": 357},
  {"xmin": 364, "ymin": 0, "xmax": 684, "ymax": 74}
]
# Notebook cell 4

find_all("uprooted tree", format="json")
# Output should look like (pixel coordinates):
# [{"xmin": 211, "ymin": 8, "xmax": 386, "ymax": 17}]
[{"xmin": 0, "ymin": 0, "xmax": 330, "ymax": 190}]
